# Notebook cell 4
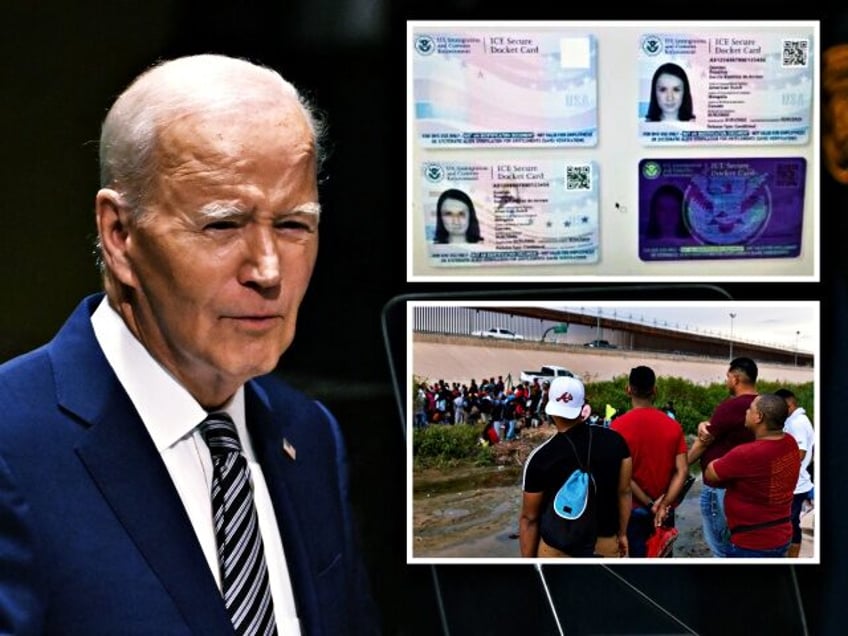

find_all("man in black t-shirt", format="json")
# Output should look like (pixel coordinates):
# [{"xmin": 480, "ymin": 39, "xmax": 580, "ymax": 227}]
[{"xmin": 520, "ymin": 376, "xmax": 633, "ymax": 557}]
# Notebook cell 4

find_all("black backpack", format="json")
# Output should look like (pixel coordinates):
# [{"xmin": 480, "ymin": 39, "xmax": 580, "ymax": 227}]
[{"xmin": 539, "ymin": 427, "xmax": 598, "ymax": 556}]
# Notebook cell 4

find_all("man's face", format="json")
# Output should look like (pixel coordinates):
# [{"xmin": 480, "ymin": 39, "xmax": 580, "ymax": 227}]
[
  {"xmin": 744, "ymin": 397, "xmax": 761, "ymax": 430},
  {"xmin": 120, "ymin": 101, "xmax": 318, "ymax": 405},
  {"xmin": 725, "ymin": 370, "xmax": 738, "ymax": 396}
]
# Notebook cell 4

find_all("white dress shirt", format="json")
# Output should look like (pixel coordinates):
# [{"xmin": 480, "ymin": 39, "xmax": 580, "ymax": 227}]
[{"xmin": 91, "ymin": 297, "xmax": 300, "ymax": 633}]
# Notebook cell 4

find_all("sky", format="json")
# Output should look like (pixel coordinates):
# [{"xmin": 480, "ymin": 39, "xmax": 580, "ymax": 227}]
[{"xmin": 537, "ymin": 301, "xmax": 817, "ymax": 354}]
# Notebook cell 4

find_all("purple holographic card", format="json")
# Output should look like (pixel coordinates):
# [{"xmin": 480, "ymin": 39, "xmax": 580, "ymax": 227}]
[{"xmin": 638, "ymin": 157, "xmax": 806, "ymax": 261}]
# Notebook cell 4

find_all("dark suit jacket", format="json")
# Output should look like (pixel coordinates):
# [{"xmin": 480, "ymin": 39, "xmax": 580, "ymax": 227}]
[{"xmin": 0, "ymin": 294, "xmax": 378, "ymax": 635}]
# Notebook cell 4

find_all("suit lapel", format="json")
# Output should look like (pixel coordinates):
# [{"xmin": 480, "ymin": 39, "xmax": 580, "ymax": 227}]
[
  {"xmin": 51, "ymin": 295, "xmax": 231, "ymax": 633},
  {"xmin": 246, "ymin": 382, "xmax": 322, "ymax": 635}
]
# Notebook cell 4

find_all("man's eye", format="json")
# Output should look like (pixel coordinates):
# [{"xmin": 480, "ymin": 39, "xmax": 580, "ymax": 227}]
[
  {"xmin": 276, "ymin": 220, "xmax": 314, "ymax": 232},
  {"xmin": 204, "ymin": 220, "xmax": 240, "ymax": 230}
]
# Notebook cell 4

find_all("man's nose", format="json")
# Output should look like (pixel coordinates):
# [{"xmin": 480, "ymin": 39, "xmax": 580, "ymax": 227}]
[{"xmin": 240, "ymin": 226, "xmax": 281, "ymax": 289}]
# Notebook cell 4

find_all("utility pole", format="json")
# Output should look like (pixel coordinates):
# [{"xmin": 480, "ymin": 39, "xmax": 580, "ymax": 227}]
[{"xmin": 729, "ymin": 313, "xmax": 736, "ymax": 360}]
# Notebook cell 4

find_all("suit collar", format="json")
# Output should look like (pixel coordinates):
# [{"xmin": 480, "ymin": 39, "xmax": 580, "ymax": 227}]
[{"xmin": 49, "ymin": 294, "xmax": 123, "ymax": 426}]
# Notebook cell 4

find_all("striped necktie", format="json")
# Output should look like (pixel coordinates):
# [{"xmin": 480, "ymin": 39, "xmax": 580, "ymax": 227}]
[{"xmin": 200, "ymin": 413, "xmax": 278, "ymax": 636}]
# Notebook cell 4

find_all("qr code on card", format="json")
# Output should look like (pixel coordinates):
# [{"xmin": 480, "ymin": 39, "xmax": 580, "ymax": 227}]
[
  {"xmin": 565, "ymin": 165, "xmax": 591, "ymax": 190},
  {"xmin": 781, "ymin": 39, "xmax": 809, "ymax": 67}
]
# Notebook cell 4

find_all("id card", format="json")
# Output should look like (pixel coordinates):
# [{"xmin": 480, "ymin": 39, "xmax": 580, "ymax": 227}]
[
  {"xmin": 421, "ymin": 159, "xmax": 599, "ymax": 266},
  {"xmin": 638, "ymin": 31, "xmax": 813, "ymax": 145},
  {"xmin": 411, "ymin": 29, "xmax": 597, "ymax": 147},
  {"xmin": 638, "ymin": 157, "xmax": 806, "ymax": 261}
]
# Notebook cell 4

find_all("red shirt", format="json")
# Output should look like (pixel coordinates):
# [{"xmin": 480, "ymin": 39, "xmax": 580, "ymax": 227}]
[
  {"xmin": 611, "ymin": 407, "xmax": 687, "ymax": 505},
  {"xmin": 712, "ymin": 434, "xmax": 800, "ymax": 549}
]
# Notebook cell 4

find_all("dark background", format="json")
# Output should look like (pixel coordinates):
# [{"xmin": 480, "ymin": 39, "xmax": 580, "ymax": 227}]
[{"xmin": 0, "ymin": 2, "xmax": 842, "ymax": 634}]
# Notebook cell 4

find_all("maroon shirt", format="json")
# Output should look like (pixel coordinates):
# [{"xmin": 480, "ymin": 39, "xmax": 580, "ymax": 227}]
[
  {"xmin": 713, "ymin": 434, "xmax": 800, "ymax": 549},
  {"xmin": 699, "ymin": 393, "xmax": 756, "ymax": 473}
]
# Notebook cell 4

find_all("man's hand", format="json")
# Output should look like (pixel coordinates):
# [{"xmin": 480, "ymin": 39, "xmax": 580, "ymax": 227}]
[
  {"xmin": 617, "ymin": 533, "xmax": 629, "ymax": 557},
  {"xmin": 651, "ymin": 494, "xmax": 669, "ymax": 527},
  {"xmin": 697, "ymin": 421, "xmax": 714, "ymax": 444}
]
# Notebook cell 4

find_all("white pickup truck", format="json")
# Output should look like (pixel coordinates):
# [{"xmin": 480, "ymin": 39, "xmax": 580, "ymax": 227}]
[{"xmin": 519, "ymin": 365, "xmax": 575, "ymax": 384}]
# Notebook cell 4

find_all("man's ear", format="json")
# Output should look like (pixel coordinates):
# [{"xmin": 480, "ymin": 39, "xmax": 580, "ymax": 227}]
[{"xmin": 96, "ymin": 189, "xmax": 137, "ymax": 288}]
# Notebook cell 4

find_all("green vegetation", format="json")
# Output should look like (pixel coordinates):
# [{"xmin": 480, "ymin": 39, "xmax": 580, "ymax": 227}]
[
  {"xmin": 412, "ymin": 375, "xmax": 814, "ymax": 464},
  {"xmin": 412, "ymin": 424, "xmax": 495, "ymax": 469},
  {"xmin": 586, "ymin": 375, "xmax": 813, "ymax": 436}
]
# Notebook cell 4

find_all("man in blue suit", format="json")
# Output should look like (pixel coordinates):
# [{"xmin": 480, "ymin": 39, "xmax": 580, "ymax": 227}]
[{"xmin": 0, "ymin": 54, "xmax": 378, "ymax": 634}]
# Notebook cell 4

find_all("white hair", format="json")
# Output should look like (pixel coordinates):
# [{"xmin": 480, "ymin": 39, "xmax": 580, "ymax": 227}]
[{"xmin": 98, "ymin": 53, "xmax": 327, "ymax": 216}]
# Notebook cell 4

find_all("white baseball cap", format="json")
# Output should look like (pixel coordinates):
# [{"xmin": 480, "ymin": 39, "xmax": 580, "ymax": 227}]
[{"xmin": 546, "ymin": 376, "xmax": 586, "ymax": 419}]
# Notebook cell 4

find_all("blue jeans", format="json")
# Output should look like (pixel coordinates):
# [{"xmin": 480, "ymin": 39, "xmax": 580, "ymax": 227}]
[
  {"xmin": 725, "ymin": 541, "xmax": 790, "ymax": 558},
  {"xmin": 700, "ymin": 483, "xmax": 729, "ymax": 557},
  {"xmin": 790, "ymin": 490, "xmax": 813, "ymax": 544}
]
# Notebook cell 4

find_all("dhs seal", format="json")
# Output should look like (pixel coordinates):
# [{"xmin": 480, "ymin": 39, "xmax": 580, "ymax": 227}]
[
  {"xmin": 424, "ymin": 164, "xmax": 445, "ymax": 183},
  {"xmin": 414, "ymin": 35, "xmax": 436, "ymax": 56},
  {"xmin": 641, "ymin": 161, "xmax": 662, "ymax": 180},
  {"xmin": 683, "ymin": 173, "xmax": 771, "ymax": 246},
  {"xmin": 641, "ymin": 35, "xmax": 663, "ymax": 57}
]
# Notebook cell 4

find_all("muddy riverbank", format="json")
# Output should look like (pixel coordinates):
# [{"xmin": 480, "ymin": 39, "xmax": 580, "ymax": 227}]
[
  {"xmin": 411, "ymin": 430, "xmax": 814, "ymax": 559},
  {"xmin": 413, "ymin": 465, "xmax": 711, "ymax": 559}
]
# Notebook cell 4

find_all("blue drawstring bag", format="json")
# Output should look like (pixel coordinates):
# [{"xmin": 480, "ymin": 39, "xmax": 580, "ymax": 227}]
[
  {"xmin": 553, "ymin": 468, "xmax": 591, "ymax": 520},
  {"xmin": 540, "ymin": 427, "xmax": 597, "ymax": 556}
]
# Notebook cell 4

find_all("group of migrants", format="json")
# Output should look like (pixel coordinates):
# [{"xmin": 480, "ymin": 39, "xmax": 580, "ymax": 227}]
[
  {"xmin": 517, "ymin": 357, "xmax": 814, "ymax": 559},
  {"xmin": 413, "ymin": 376, "xmax": 551, "ymax": 441}
]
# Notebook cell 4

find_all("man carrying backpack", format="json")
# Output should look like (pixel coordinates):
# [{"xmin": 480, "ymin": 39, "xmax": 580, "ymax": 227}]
[{"xmin": 519, "ymin": 376, "xmax": 633, "ymax": 557}]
